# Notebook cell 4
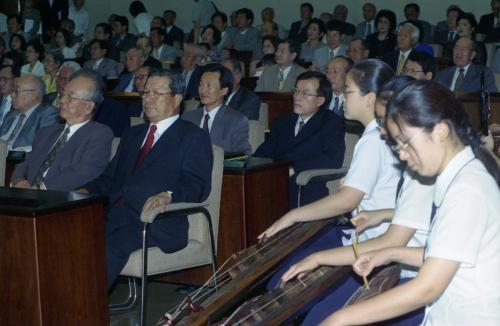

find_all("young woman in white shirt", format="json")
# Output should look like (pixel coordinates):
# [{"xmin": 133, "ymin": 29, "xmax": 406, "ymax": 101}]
[
  {"xmin": 21, "ymin": 40, "xmax": 45, "ymax": 77},
  {"xmin": 55, "ymin": 29, "xmax": 77, "ymax": 59},
  {"xmin": 261, "ymin": 60, "xmax": 401, "ymax": 297},
  {"xmin": 323, "ymin": 80, "xmax": 500, "ymax": 325}
]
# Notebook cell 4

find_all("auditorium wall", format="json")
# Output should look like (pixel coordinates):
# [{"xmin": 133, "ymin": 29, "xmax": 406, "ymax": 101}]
[{"xmin": 84, "ymin": 0, "xmax": 491, "ymax": 39}]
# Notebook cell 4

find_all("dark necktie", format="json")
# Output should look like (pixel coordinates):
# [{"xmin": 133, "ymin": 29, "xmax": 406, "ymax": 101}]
[
  {"xmin": 454, "ymin": 68, "xmax": 465, "ymax": 91},
  {"xmin": 395, "ymin": 174, "xmax": 405, "ymax": 203},
  {"xmin": 296, "ymin": 119, "xmax": 305, "ymax": 136},
  {"xmin": 448, "ymin": 31, "xmax": 454, "ymax": 42},
  {"xmin": 8, "ymin": 113, "xmax": 26, "ymax": 143},
  {"xmin": 134, "ymin": 124, "xmax": 157, "ymax": 169},
  {"xmin": 32, "ymin": 127, "xmax": 70, "ymax": 186},
  {"xmin": 332, "ymin": 97, "xmax": 339, "ymax": 113},
  {"xmin": 202, "ymin": 114, "xmax": 210, "ymax": 132},
  {"xmin": 430, "ymin": 203, "xmax": 437, "ymax": 223}
]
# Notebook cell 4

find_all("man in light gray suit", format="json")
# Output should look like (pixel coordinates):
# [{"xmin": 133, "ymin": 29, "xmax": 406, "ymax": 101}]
[
  {"xmin": 311, "ymin": 20, "xmax": 347, "ymax": 72},
  {"xmin": 354, "ymin": 3, "xmax": 377, "ymax": 39},
  {"xmin": 150, "ymin": 27, "xmax": 178, "ymax": 62},
  {"xmin": 255, "ymin": 40, "xmax": 306, "ymax": 92},
  {"xmin": 11, "ymin": 69, "xmax": 113, "ymax": 191},
  {"xmin": 0, "ymin": 74, "xmax": 59, "ymax": 150},
  {"xmin": 182, "ymin": 63, "xmax": 251, "ymax": 155},
  {"xmin": 83, "ymin": 39, "xmax": 120, "ymax": 79},
  {"xmin": 0, "ymin": 65, "xmax": 18, "ymax": 126}
]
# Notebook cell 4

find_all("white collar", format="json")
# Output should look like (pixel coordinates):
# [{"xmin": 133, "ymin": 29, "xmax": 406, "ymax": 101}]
[
  {"xmin": 278, "ymin": 64, "xmax": 293, "ymax": 75},
  {"xmin": 203, "ymin": 104, "xmax": 222, "ymax": 120},
  {"xmin": 146, "ymin": 114, "xmax": 179, "ymax": 145},
  {"xmin": 65, "ymin": 120, "xmax": 90, "ymax": 138},
  {"xmin": 456, "ymin": 62, "xmax": 472, "ymax": 75},
  {"xmin": 363, "ymin": 119, "xmax": 378, "ymax": 135},
  {"xmin": 297, "ymin": 111, "xmax": 316, "ymax": 125}
]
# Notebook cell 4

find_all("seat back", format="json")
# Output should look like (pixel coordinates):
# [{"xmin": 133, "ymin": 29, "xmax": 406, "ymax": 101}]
[
  {"xmin": 249, "ymin": 120, "xmax": 265, "ymax": 153},
  {"xmin": 183, "ymin": 99, "xmax": 200, "ymax": 113},
  {"xmin": 485, "ymin": 43, "xmax": 496, "ymax": 68},
  {"xmin": 0, "ymin": 140, "xmax": 8, "ymax": 186},
  {"xmin": 430, "ymin": 44, "xmax": 443, "ymax": 58},
  {"xmin": 259, "ymin": 102, "xmax": 269, "ymax": 128},
  {"xmin": 130, "ymin": 117, "xmax": 145, "ymax": 126},
  {"xmin": 188, "ymin": 145, "xmax": 224, "ymax": 250},
  {"xmin": 110, "ymin": 137, "xmax": 120, "ymax": 161},
  {"xmin": 326, "ymin": 132, "xmax": 360, "ymax": 194}
]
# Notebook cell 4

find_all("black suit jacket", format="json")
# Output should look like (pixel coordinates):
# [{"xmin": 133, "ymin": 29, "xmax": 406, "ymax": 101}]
[
  {"xmin": 479, "ymin": 13, "xmax": 495, "ymax": 35},
  {"xmin": 39, "ymin": 0, "xmax": 68, "ymax": 32},
  {"xmin": 84, "ymin": 118, "xmax": 213, "ymax": 253},
  {"xmin": 112, "ymin": 33, "xmax": 138, "ymax": 55},
  {"xmin": 254, "ymin": 109, "xmax": 345, "ymax": 206},
  {"xmin": 289, "ymin": 21, "xmax": 309, "ymax": 45},
  {"xmin": 383, "ymin": 49, "xmax": 414, "ymax": 72},
  {"xmin": 343, "ymin": 22, "xmax": 356, "ymax": 36},
  {"xmin": 94, "ymin": 97, "xmax": 130, "ymax": 137},
  {"xmin": 184, "ymin": 66, "xmax": 203, "ymax": 100},
  {"xmin": 227, "ymin": 87, "xmax": 261, "ymax": 121},
  {"xmin": 166, "ymin": 25, "xmax": 185, "ymax": 46}
]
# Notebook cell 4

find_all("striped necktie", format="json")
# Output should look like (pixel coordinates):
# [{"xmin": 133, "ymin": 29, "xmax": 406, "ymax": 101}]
[
  {"xmin": 278, "ymin": 69, "xmax": 285, "ymax": 90},
  {"xmin": 7, "ymin": 113, "xmax": 26, "ymax": 143},
  {"xmin": 32, "ymin": 127, "xmax": 70, "ymax": 186},
  {"xmin": 396, "ymin": 53, "xmax": 406, "ymax": 75}
]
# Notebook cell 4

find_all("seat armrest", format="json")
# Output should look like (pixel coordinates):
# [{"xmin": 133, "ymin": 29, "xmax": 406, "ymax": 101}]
[
  {"xmin": 140, "ymin": 201, "xmax": 209, "ymax": 223},
  {"xmin": 296, "ymin": 168, "xmax": 349, "ymax": 186}
]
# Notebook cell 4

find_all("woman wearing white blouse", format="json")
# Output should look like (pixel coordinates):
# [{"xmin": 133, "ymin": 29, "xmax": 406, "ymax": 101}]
[
  {"xmin": 21, "ymin": 41, "xmax": 45, "ymax": 77},
  {"xmin": 55, "ymin": 29, "xmax": 76, "ymax": 59}
]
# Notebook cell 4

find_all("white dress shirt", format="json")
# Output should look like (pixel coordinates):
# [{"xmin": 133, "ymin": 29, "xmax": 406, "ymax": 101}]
[
  {"xmin": 294, "ymin": 113, "xmax": 314, "ymax": 136},
  {"xmin": 21, "ymin": 61, "xmax": 45, "ymax": 77},
  {"xmin": 200, "ymin": 105, "xmax": 222, "ymax": 131},
  {"xmin": 142, "ymin": 114, "xmax": 179, "ymax": 147},
  {"xmin": 68, "ymin": 5, "xmax": 89, "ymax": 36},
  {"xmin": 134, "ymin": 12, "xmax": 153, "ymax": 36},
  {"xmin": 450, "ymin": 63, "xmax": 471, "ymax": 91}
]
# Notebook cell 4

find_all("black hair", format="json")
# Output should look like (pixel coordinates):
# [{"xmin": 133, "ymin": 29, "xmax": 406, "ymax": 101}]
[
  {"xmin": 95, "ymin": 23, "xmax": 112, "ymax": 37},
  {"xmin": 375, "ymin": 9, "xmax": 397, "ymax": 33},
  {"xmin": 89, "ymin": 39, "xmax": 109, "ymax": 52},
  {"xmin": 237, "ymin": 8, "xmax": 254, "ymax": 25},
  {"xmin": 447, "ymin": 5, "xmax": 463, "ymax": 16},
  {"xmin": 301, "ymin": 2, "xmax": 314, "ymax": 13},
  {"xmin": 150, "ymin": 27, "xmax": 167, "ymax": 40},
  {"xmin": 2, "ymin": 55, "xmax": 22, "ymax": 72},
  {"xmin": 68, "ymin": 69, "xmax": 105, "ymax": 109},
  {"xmin": 262, "ymin": 36, "xmax": 281, "ymax": 52},
  {"xmin": 60, "ymin": 18, "xmax": 76, "ymax": 30},
  {"xmin": 387, "ymin": 80, "xmax": 500, "ymax": 184},
  {"xmin": 129, "ymin": 1, "xmax": 147, "ymax": 17},
  {"xmin": 278, "ymin": 39, "xmax": 299, "ymax": 55},
  {"xmin": 295, "ymin": 71, "xmax": 332, "ymax": 110},
  {"xmin": 164, "ymin": 10, "xmax": 176, "ymax": 18},
  {"xmin": 332, "ymin": 55, "xmax": 355, "ymax": 72},
  {"xmin": 56, "ymin": 28, "xmax": 72, "ymax": 46},
  {"xmin": 349, "ymin": 37, "xmax": 370, "ymax": 51},
  {"xmin": 7, "ymin": 14, "xmax": 22, "ymax": 25},
  {"xmin": 404, "ymin": 3, "xmax": 420, "ymax": 13},
  {"xmin": 45, "ymin": 49, "xmax": 65, "ymax": 65},
  {"xmin": 349, "ymin": 59, "xmax": 395, "ymax": 95},
  {"xmin": 26, "ymin": 39, "xmax": 45, "ymax": 60},
  {"xmin": 201, "ymin": 24, "xmax": 221, "ymax": 45},
  {"xmin": 378, "ymin": 75, "xmax": 415, "ymax": 104},
  {"xmin": 9, "ymin": 33, "xmax": 27, "ymax": 51},
  {"xmin": 456, "ymin": 12, "xmax": 478, "ymax": 38},
  {"xmin": 407, "ymin": 51, "xmax": 436, "ymax": 78},
  {"xmin": 259, "ymin": 53, "xmax": 277, "ymax": 67},
  {"xmin": 326, "ymin": 19, "xmax": 345, "ymax": 34},
  {"xmin": 201, "ymin": 63, "xmax": 234, "ymax": 99},
  {"xmin": 212, "ymin": 11, "xmax": 228, "ymax": 24},
  {"xmin": 152, "ymin": 16, "xmax": 166, "ymax": 27},
  {"xmin": 114, "ymin": 16, "xmax": 129, "ymax": 31},
  {"xmin": 306, "ymin": 18, "xmax": 326, "ymax": 36},
  {"xmin": 0, "ymin": 64, "xmax": 20, "ymax": 77}
]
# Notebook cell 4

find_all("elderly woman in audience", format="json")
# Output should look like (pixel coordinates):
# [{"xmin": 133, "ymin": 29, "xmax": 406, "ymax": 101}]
[
  {"xmin": 42, "ymin": 50, "xmax": 64, "ymax": 93},
  {"xmin": 250, "ymin": 36, "xmax": 280, "ymax": 76},
  {"xmin": 55, "ymin": 29, "xmax": 77, "ymax": 59},
  {"xmin": 21, "ymin": 40, "xmax": 45, "ymax": 77},
  {"xmin": 365, "ymin": 9, "xmax": 397, "ymax": 59},
  {"xmin": 300, "ymin": 18, "xmax": 326, "ymax": 64},
  {"xmin": 7, "ymin": 34, "xmax": 27, "ymax": 65},
  {"xmin": 445, "ymin": 12, "xmax": 487, "ymax": 66}
]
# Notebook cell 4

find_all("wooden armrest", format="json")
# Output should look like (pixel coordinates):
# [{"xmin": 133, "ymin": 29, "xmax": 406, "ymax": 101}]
[
  {"xmin": 140, "ymin": 201, "xmax": 209, "ymax": 223},
  {"xmin": 296, "ymin": 168, "xmax": 349, "ymax": 186}
]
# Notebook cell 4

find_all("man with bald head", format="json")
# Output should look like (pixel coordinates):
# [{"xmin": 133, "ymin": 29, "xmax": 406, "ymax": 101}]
[
  {"xmin": 11, "ymin": 69, "xmax": 113, "ymax": 191},
  {"xmin": 435, "ymin": 37, "xmax": 497, "ymax": 92},
  {"xmin": 0, "ymin": 74, "xmax": 59, "ymax": 150},
  {"xmin": 112, "ymin": 47, "xmax": 146, "ymax": 93}
]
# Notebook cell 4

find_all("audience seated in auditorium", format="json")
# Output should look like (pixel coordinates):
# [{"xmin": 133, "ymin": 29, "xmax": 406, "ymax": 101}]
[
  {"xmin": 178, "ymin": 43, "xmax": 204, "ymax": 100},
  {"xmin": 399, "ymin": 3, "xmax": 432, "ymax": 44},
  {"xmin": 434, "ymin": 5, "xmax": 462, "ymax": 45},
  {"xmin": 21, "ymin": 40, "xmax": 45, "ymax": 77},
  {"xmin": 128, "ymin": 65, "xmax": 157, "ymax": 117},
  {"xmin": 325, "ymin": 56, "xmax": 353, "ymax": 117},
  {"xmin": 80, "ymin": 70, "xmax": 213, "ymax": 289},
  {"xmin": 83, "ymin": 39, "xmax": 120, "ymax": 79},
  {"xmin": 222, "ymin": 58, "xmax": 261, "ymax": 121},
  {"xmin": 212, "ymin": 11, "xmax": 231, "ymax": 50},
  {"xmin": 163, "ymin": 10, "xmax": 184, "ymax": 48},
  {"xmin": 250, "ymin": 36, "xmax": 279, "ymax": 76},
  {"xmin": 403, "ymin": 50, "xmax": 436, "ymax": 80},
  {"xmin": 54, "ymin": 28, "xmax": 77, "ymax": 59},
  {"xmin": 299, "ymin": 18, "xmax": 326, "ymax": 64},
  {"xmin": 0, "ymin": 65, "xmax": 18, "ymax": 126},
  {"xmin": 256, "ymin": 40, "xmax": 306, "ymax": 92},
  {"xmin": 150, "ymin": 27, "xmax": 178, "ymax": 62},
  {"xmin": 129, "ymin": 1, "xmax": 153, "ymax": 37},
  {"xmin": 0, "ymin": 74, "xmax": 59, "ymax": 151},
  {"xmin": 257, "ymin": 7, "xmax": 286, "ymax": 40},
  {"xmin": 435, "ymin": 37, "xmax": 497, "ymax": 92},
  {"xmin": 346, "ymin": 37, "xmax": 370, "ymax": 63},
  {"xmin": 44, "ymin": 61, "xmax": 81, "ymax": 107},
  {"xmin": 135, "ymin": 36, "xmax": 162, "ymax": 69},
  {"xmin": 383, "ymin": 23, "xmax": 418, "ymax": 75},
  {"xmin": 288, "ymin": 2, "xmax": 314, "ymax": 46},
  {"xmin": 191, "ymin": 0, "xmax": 217, "ymax": 42},
  {"xmin": 42, "ymin": 50, "xmax": 64, "ymax": 94},
  {"xmin": 445, "ymin": 13, "xmax": 488, "ymax": 66},
  {"xmin": 355, "ymin": 3, "xmax": 377, "ymax": 39},
  {"xmin": 253, "ymin": 71, "xmax": 345, "ymax": 208},
  {"xmin": 6, "ymin": 34, "xmax": 27, "ymax": 67},
  {"xmin": 81, "ymin": 23, "xmax": 119, "ymax": 62},
  {"xmin": 111, "ymin": 16, "xmax": 137, "ymax": 60},
  {"xmin": 112, "ymin": 47, "xmax": 145, "ymax": 93},
  {"xmin": 200, "ymin": 24, "xmax": 223, "ymax": 63},
  {"xmin": 260, "ymin": 21, "xmax": 279, "ymax": 39},
  {"xmin": 229, "ymin": 8, "xmax": 261, "ymax": 60},
  {"xmin": 311, "ymin": 20, "xmax": 347, "ymax": 72},
  {"xmin": 333, "ymin": 5, "xmax": 356, "ymax": 36},
  {"xmin": 365, "ymin": 9, "xmax": 397, "ymax": 60},
  {"xmin": 478, "ymin": 0, "xmax": 500, "ymax": 36},
  {"xmin": 3, "ymin": 15, "xmax": 31, "ymax": 51},
  {"xmin": 11, "ymin": 69, "xmax": 113, "ymax": 192},
  {"xmin": 183, "ymin": 63, "xmax": 251, "ymax": 155}
]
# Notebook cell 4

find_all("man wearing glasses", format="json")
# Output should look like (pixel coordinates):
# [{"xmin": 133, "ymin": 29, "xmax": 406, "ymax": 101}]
[
  {"xmin": 11, "ymin": 69, "xmax": 113, "ymax": 191},
  {"xmin": 0, "ymin": 64, "xmax": 18, "ymax": 126},
  {"xmin": 0, "ymin": 74, "xmax": 59, "ymax": 151},
  {"xmin": 253, "ymin": 71, "xmax": 345, "ymax": 208},
  {"xmin": 78, "ymin": 70, "xmax": 213, "ymax": 289}
]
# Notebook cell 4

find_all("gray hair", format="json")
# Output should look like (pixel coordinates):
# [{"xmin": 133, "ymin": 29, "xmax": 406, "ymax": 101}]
[
  {"xmin": 68, "ymin": 68, "xmax": 104, "ymax": 109},
  {"xmin": 60, "ymin": 60, "xmax": 82, "ymax": 73},
  {"xmin": 398, "ymin": 22, "xmax": 420, "ymax": 42},
  {"xmin": 32, "ymin": 75, "xmax": 46, "ymax": 96},
  {"xmin": 148, "ymin": 69, "xmax": 185, "ymax": 95},
  {"xmin": 46, "ymin": 49, "xmax": 65, "ymax": 65}
]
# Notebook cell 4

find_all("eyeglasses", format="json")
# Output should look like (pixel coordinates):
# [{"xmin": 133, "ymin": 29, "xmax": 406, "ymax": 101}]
[
  {"xmin": 292, "ymin": 88, "xmax": 319, "ymax": 97},
  {"xmin": 60, "ymin": 92, "xmax": 92, "ymax": 102},
  {"xmin": 13, "ymin": 88, "xmax": 36, "ymax": 95},
  {"xmin": 390, "ymin": 130, "xmax": 424, "ymax": 154},
  {"xmin": 140, "ymin": 90, "xmax": 173, "ymax": 97}
]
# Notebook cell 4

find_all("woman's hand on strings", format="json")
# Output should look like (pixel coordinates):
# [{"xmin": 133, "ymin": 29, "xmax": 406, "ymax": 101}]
[
  {"xmin": 351, "ymin": 210, "xmax": 390, "ymax": 233},
  {"xmin": 258, "ymin": 210, "xmax": 296, "ymax": 241},
  {"xmin": 280, "ymin": 254, "xmax": 319, "ymax": 285},
  {"xmin": 352, "ymin": 249, "xmax": 392, "ymax": 278}
]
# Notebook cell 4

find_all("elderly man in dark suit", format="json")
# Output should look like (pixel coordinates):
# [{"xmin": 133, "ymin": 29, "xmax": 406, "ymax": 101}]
[
  {"xmin": 253, "ymin": 71, "xmax": 345, "ymax": 208},
  {"xmin": 0, "ymin": 74, "xmax": 59, "ymax": 151},
  {"xmin": 11, "ymin": 69, "xmax": 113, "ymax": 191},
  {"xmin": 183, "ymin": 63, "xmax": 251, "ymax": 155},
  {"xmin": 112, "ymin": 47, "xmax": 145, "ymax": 93},
  {"xmin": 222, "ymin": 58, "xmax": 261, "ymax": 121},
  {"xmin": 435, "ymin": 37, "xmax": 497, "ymax": 92},
  {"xmin": 111, "ymin": 16, "xmax": 137, "ymax": 58},
  {"xmin": 79, "ymin": 70, "xmax": 213, "ymax": 288}
]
